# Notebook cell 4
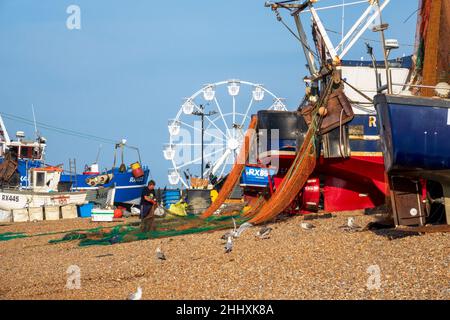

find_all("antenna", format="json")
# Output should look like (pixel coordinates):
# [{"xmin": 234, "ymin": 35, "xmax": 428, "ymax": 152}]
[
  {"xmin": 341, "ymin": 0, "xmax": 345, "ymax": 43},
  {"xmin": 0, "ymin": 113, "xmax": 11, "ymax": 146},
  {"xmin": 95, "ymin": 144, "xmax": 103, "ymax": 163},
  {"xmin": 31, "ymin": 104, "xmax": 40, "ymax": 139}
]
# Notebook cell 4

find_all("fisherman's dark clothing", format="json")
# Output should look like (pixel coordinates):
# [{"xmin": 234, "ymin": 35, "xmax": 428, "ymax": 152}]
[
  {"xmin": 140, "ymin": 188, "xmax": 156, "ymax": 219},
  {"xmin": 140, "ymin": 187, "xmax": 158, "ymax": 232}
]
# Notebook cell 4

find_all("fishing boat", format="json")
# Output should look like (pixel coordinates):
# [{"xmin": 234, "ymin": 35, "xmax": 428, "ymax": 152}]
[
  {"xmin": 0, "ymin": 114, "xmax": 46, "ymax": 188},
  {"xmin": 241, "ymin": 1, "xmax": 413, "ymax": 214},
  {"xmin": 0, "ymin": 114, "xmax": 139, "ymax": 206},
  {"xmin": 60, "ymin": 141, "xmax": 150, "ymax": 205},
  {"xmin": 373, "ymin": 0, "xmax": 450, "ymax": 226},
  {"xmin": 0, "ymin": 166, "xmax": 87, "ymax": 211}
]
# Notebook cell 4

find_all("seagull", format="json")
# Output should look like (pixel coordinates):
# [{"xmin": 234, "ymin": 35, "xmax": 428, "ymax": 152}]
[
  {"xmin": 221, "ymin": 231, "xmax": 234, "ymax": 241},
  {"xmin": 347, "ymin": 217, "xmax": 361, "ymax": 229},
  {"xmin": 301, "ymin": 222, "xmax": 316, "ymax": 230},
  {"xmin": 255, "ymin": 226, "xmax": 272, "ymax": 239},
  {"xmin": 224, "ymin": 236, "xmax": 233, "ymax": 253},
  {"xmin": 339, "ymin": 217, "xmax": 362, "ymax": 232},
  {"xmin": 128, "ymin": 287, "xmax": 142, "ymax": 300},
  {"xmin": 234, "ymin": 222, "xmax": 253, "ymax": 238},
  {"xmin": 232, "ymin": 217, "xmax": 238, "ymax": 236},
  {"xmin": 221, "ymin": 217, "xmax": 242, "ymax": 240},
  {"xmin": 156, "ymin": 247, "xmax": 166, "ymax": 260}
]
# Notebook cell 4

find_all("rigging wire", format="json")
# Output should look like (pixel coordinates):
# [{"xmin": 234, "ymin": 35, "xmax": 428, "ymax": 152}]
[
  {"xmin": 272, "ymin": 6, "xmax": 319, "ymax": 59},
  {"xmin": 0, "ymin": 111, "xmax": 117, "ymax": 145},
  {"xmin": 325, "ymin": 27, "xmax": 414, "ymax": 47}
]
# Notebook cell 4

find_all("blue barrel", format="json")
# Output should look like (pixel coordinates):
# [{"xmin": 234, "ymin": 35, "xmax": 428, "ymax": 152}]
[{"xmin": 162, "ymin": 189, "xmax": 181, "ymax": 209}]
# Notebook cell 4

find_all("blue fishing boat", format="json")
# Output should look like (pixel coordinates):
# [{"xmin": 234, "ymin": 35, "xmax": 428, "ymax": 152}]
[
  {"xmin": 375, "ymin": 94, "xmax": 450, "ymax": 226},
  {"xmin": 1, "ymin": 114, "xmax": 149, "ymax": 204},
  {"xmin": 372, "ymin": 0, "xmax": 450, "ymax": 227},
  {"xmin": 375, "ymin": 95, "xmax": 450, "ymax": 173},
  {"xmin": 60, "ymin": 142, "xmax": 150, "ymax": 205}
]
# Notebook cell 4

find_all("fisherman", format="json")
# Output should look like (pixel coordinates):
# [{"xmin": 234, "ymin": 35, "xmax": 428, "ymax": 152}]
[{"xmin": 140, "ymin": 180, "xmax": 158, "ymax": 232}]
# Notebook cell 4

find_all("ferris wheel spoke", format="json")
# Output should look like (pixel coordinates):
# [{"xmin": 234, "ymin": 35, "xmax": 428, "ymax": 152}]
[
  {"xmin": 176, "ymin": 147, "xmax": 225, "ymax": 170},
  {"xmin": 176, "ymin": 143, "xmax": 224, "ymax": 147},
  {"xmin": 218, "ymin": 162, "xmax": 226, "ymax": 179},
  {"xmin": 192, "ymin": 102, "xmax": 228, "ymax": 140},
  {"xmin": 210, "ymin": 148, "xmax": 231, "ymax": 176},
  {"xmin": 213, "ymin": 97, "xmax": 231, "ymax": 138},
  {"xmin": 240, "ymin": 97, "xmax": 254, "ymax": 128},
  {"xmin": 232, "ymin": 96, "xmax": 236, "ymax": 130},
  {"xmin": 178, "ymin": 120, "xmax": 225, "ymax": 143}
]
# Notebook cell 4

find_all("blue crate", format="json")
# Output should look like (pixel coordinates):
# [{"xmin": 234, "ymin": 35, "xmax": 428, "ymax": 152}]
[{"xmin": 77, "ymin": 203, "xmax": 94, "ymax": 218}]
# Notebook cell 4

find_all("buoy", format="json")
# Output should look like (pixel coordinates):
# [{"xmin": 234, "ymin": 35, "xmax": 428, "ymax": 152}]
[
  {"xmin": 113, "ymin": 208, "xmax": 123, "ymax": 218},
  {"xmin": 130, "ymin": 162, "xmax": 144, "ymax": 178},
  {"xmin": 318, "ymin": 106, "xmax": 328, "ymax": 116}
]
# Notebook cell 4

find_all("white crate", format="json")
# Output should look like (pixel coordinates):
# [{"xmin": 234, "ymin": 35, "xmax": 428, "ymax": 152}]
[
  {"xmin": 45, "ymin": 206, "xmax": 61, "ymax": 221},
  {"xmin": 29, "ymin": 207, "xmax": 44, "ymax": 222},
  {"xmin": 61, "ymin": 205, "xmax": 77, "ymax": 219},
  {"xmin": 0, "ymin": 209, "xmax": 12, "ymax": 223},
  {"xmin": 91, "ymin": 209, "xmax": 114, "ymax": 222},
  {"xmin": 12, "ymin": 208, "xmax": 29, "ymax": 223}
]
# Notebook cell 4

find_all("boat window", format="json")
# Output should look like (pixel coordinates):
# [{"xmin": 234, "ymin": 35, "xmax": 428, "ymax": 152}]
[
  {"xmin": 33, "ymin": 147, "xmax": 42, "ymax": 160},
  {"xmin": 35, "ymin": 172, "xmax": 46, "ymax": 187},
  {"xmin": 20, "ymin": 147, "xmax": 33, "ymax": 159}
]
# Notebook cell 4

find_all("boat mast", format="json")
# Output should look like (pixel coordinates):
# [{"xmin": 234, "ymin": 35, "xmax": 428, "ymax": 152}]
[
  {"xmin": 371, "ymin": 0, "xmax": 392, "ymax": 94},
  {"xmin": 0, "ymin": 114, "xmax": 11, "ymax": 146},
  {"xmin": 31, "ymin": 104, "xmax": 39, "ymax": 140},
  {"xmin": 419, "ymin": 0, "xmax": 449, "ymax": 97}
]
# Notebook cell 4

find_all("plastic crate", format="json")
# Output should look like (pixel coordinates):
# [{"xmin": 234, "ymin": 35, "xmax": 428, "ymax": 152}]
[
  {"xmin": 91, "ymin": 209, "xmax": 114, "ymax": 222},
  {"xmin": 77, "ymin": 203, "xmax": 94, "ymax": 218}
]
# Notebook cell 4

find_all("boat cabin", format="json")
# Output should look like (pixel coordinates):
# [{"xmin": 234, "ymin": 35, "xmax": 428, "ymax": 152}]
[
  {"xmin": 0, "ymin": 115, "xmax": 46, "ymax": 162},
  {"xmin": 7, "ymin": 139, "xmax": 46, "ymax": 162},
  {"xmin": 29, "ymin": 167, "xmax": 63, "ymax": 193}
]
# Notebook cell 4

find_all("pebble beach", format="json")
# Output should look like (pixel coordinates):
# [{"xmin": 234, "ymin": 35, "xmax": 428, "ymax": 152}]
[{"xmin": 0, "ymin": 213, "xmax": 448, "ymax": 300}]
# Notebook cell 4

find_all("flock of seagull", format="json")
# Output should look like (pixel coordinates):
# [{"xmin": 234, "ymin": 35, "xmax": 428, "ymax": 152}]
[{"xmin": 127, "ymin": 216, "xmax": 363, "ymax": 299}]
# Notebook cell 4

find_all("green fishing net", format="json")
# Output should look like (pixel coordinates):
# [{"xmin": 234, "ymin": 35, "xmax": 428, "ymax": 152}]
[
  {"xmin": 0, "ymin": 232, "xmax": 28, "ymax": 241},
  {"xmin": 48, "ymin": 214, "xmax": 249, "ymax": 247},
  {"xmin": 0, "ymin": 202, "xmax": 251, "ymax": 247}
]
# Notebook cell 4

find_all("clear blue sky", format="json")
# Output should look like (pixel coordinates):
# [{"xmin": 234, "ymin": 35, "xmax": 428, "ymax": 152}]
[{"xmin": 0, "ymin": 0, "xmax": 418, "ymax": 186}]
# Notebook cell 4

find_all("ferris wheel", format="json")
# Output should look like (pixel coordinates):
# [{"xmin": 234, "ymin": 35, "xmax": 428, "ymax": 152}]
[{"xmin": 163, "ymin": 79, "xmax": 287, "ymax": 188}]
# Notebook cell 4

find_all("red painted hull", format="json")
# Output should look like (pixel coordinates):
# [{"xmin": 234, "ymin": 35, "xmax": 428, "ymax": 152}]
[
  {"xmin": 257, "ymin": 153, "xmax": 387, "ymax": 213},
  {"xmin": 317, "ymin": 155, "xmax": 387, "ymax": 212}
]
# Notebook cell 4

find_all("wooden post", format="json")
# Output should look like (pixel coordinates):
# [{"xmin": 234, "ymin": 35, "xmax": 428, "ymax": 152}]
[
  {"xmin": 443, "ymin": 184, "xmax": 450, "ymax": 225},
  {"xmin": 422, "ymin": 0, "xmax": 449, "ymax": 96}
]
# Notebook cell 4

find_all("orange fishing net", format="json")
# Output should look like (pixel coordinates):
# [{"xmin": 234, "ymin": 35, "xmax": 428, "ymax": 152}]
[
  {"xmin": 200, "ymin": 116, "xmax": 258, "ymax": 219},
  {"xmin": 248, "ymin": 125, "xmax": 317, "ymax": 224}
]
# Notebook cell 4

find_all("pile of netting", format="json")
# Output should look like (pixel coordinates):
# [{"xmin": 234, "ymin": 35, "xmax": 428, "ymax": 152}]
[
  {"xmin": 49, "ymin": 213, "xmax": 248, "ymax": 247},
  {"xmin": 0, "ymin": 213, "xmax": 249, "ymax": 247}
]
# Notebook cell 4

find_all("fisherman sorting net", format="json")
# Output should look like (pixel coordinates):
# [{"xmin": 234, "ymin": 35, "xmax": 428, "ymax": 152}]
[{"xmin": 140, "ymin": 180, "xmax": 158, "ymax": 232}]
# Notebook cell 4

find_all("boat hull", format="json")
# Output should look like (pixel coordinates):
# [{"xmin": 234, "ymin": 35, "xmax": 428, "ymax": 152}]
[
  {"xmin": 256, "ymin": 113, "xmax": 387, "ymax": 213},
  {"xmin": 61, "ymin": 168, "xmax": 150, "ymax": 204},
  {"xmin": 0, "ymin": 189, "xmax": 87, "ymax": 211},
  {"xmin": 375, "ymin": 94, "xmax": 450, "ymax": 226},
  {"xmin": 85, "ymin": 186, "xmax": 116, "ymax": 207},
  {"xmin": 374, "ymin": 94, "xmax": 450, "ymax": 174}
]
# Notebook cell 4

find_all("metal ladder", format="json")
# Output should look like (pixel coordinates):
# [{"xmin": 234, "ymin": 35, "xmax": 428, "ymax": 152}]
[{"xmin": 68, "ymin": 158, "xmax": 77, "ymax": 190}]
